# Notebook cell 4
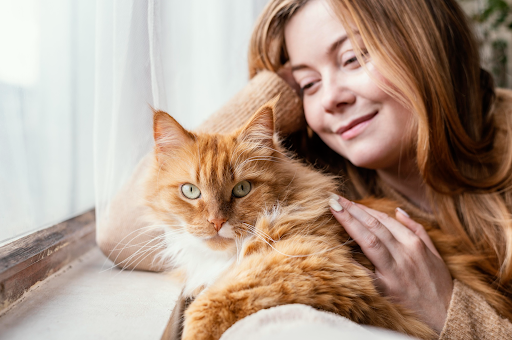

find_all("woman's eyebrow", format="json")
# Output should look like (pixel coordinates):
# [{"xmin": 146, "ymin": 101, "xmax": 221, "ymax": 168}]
[
  {"xmin": 291, "ymin": 64, "xmax": 309, "ymax": 72},
  {"xmin": 290, "ymin": 34, "xmax": 351, "ymax": 72},
  {"xmin": 326, "ymin": 35, "xmax": 348, "ymax": 55}
]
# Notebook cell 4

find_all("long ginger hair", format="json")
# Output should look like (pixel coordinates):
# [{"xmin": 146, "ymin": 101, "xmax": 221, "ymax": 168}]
[{"xmin": 248, "ymin": 0, "xmax": 512, "ymax": 290}]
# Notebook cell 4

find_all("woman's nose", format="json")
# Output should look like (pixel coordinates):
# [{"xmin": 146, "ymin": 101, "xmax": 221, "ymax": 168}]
[{"xmin": 320, "ymin": 75, "xmax": 356, "ymax": 113}]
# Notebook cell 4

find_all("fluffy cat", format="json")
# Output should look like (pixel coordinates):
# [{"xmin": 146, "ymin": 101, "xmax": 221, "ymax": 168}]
[{"xmin": 145, "ymin": 98, "xmax": 511, "ymax": 340}]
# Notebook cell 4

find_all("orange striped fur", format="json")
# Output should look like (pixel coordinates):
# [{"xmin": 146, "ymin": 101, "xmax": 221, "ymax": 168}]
[{"xmin": 145, "ymin": 99, "xmax": 511, "ymax": 340}]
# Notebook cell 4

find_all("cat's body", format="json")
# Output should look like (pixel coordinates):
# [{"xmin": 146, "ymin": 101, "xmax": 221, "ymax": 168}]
[{"xmin": 146, "ymin": 99, "xmax": 511, "ymax": 340}]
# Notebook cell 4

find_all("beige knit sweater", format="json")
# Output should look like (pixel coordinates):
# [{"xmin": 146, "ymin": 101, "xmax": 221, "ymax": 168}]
[{"xmin": 97, "ymin": 70, "xmax": 512, "ymax": 339}]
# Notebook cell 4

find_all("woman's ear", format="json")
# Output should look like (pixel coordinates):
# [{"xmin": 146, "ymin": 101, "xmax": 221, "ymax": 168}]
[
  {"xmin": 237, "ymin": 95, "xmax": 280, "ymax": 147},
  {"xmin": 153, "ymin": 110, "xmax": 194, "ymax": 158}
]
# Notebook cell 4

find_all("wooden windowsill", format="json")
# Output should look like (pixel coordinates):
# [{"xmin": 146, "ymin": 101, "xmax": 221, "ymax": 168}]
[
  {"xmin": 0, "ymin": 247, "xmax": 182, "ymax": 339},
  {"xmin": 0, "ymin": 210, "xmax": 182, "ymax": 339},
  {"xmin": 0, "ymin": 210, "xmax": 97, "ymax": 311}
]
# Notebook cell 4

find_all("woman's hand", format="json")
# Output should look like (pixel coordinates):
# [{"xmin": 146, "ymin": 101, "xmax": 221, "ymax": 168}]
[{"xmin": 329, "ymin": 194, "xmax": 453, "ymax": 334}]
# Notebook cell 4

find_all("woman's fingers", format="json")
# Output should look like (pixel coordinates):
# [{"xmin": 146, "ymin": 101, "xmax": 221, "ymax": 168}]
[
  {"xmin": 329, "ymin": 195, "xmax": 396, "ymax": 271},
  {"xmin": 395, "ymin": 208, "xmax": 441, "ymax": 259},
  {"xmin": 353, "ymin": 202, "xmax": 442, "ymax": 259},
  {"xmin": 330, "ymin": 195, "xmax": 453, "ymax": 333},
  {"xmin": 354, "ymin": 203, "xmax": 415, "ymax": 241}
]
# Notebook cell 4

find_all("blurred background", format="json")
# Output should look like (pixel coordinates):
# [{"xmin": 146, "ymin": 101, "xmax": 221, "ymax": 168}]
[
  {"xmin": 0, "ymin": 0, "xmax": 510, "ymax": 245},
  {"xmin": 461, "ymin": 0, "xmax": 512, "ymax": 87}
]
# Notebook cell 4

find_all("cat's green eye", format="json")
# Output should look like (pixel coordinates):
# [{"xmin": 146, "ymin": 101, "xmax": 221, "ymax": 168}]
[
  {"xmin": 181, "ymin": 184, "xmax": 201, "ymax": 199},
  {"xmin": 232, "ymin": 180, "xmax": 251, "ymax": 198}
]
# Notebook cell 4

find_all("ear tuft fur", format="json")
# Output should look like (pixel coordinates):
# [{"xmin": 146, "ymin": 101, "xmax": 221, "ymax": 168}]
[
  {"xmin": 238, "ymin": 95, "xmax": 280, "ymax": 146},
  {"xmin": 153, "ymin": 109, "xmax": 194, "ymax": 156}
]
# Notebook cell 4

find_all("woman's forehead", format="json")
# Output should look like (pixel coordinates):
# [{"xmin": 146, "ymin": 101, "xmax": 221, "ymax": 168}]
[{"xmin": 284, "ymin": 0, "xmax": 362, "ymax": 64}]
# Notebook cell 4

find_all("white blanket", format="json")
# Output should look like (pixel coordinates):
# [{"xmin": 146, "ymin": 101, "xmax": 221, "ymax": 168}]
[{"xmin": 220, "ymin": 304, "xmax": 419, "ymax": 340}]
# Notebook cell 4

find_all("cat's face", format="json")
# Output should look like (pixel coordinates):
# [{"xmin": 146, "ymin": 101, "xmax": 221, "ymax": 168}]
[{"xmin": 148, "ymin": 100, "xmax": 285, "ymax": 252}]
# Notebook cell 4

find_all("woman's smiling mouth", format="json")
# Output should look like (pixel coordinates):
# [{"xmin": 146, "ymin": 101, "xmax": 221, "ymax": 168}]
[{"xmin": 336, "ymin": 111, "xmax": 378, "ymax": 140}]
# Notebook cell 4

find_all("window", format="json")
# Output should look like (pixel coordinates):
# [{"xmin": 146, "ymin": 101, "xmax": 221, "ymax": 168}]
[{"xmin": 0, "ymin": 0, "xmax": 96, "ymax": 244}]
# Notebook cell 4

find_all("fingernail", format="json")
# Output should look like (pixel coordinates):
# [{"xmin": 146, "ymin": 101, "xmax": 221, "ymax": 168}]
[
  {"xmin": 395, "ymin": 207, "xmax": 410, "ymax": 218},
  {"xmin": 329, "ymin": 198, "xmax": 343, "ymax": 212},
  {"xmin": 329, "ymin": 192, "xmax": 340, "ymax": 201}
]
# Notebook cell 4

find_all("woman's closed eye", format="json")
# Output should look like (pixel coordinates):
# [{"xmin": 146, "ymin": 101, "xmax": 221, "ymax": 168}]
[
  {"xmin": 340, "ymin": 50, "xmax": 370, "ymax": 71},
  {"xmin": 299, "ymin": 78, "xmax": 320, "ymax": 94},
  {"xmin": 301, "ymin": 81, "xmax": 316, "ymax": 92}
]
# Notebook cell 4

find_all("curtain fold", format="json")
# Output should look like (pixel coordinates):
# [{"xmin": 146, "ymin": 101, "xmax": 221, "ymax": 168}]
[
  {"xmin": 94, "ymin": 0, "xmax": 155, "ymax": 229},
  {"xmin": 148, "ymin": 0, "xmax": 167, "ymax": 110}
]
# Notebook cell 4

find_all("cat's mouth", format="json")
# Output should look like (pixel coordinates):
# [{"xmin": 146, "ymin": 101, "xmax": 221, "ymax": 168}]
[
  {"xmin": 206, "ymin": 234, "xmax": 232, "ymax": 242},
  {"xmin": 204, "ymin": 234, "xmax": 234, "ymax": 251}
]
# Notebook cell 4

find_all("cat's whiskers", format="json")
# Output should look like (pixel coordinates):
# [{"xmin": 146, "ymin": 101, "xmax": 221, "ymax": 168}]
[
  {"xmin": 242, "ymin": 222, "xmax": 279, "ymax": 243},
  {"xmin": 116, "ymin": 231, "xmax": 189, "ymax": 273},
  {"xmin": 111, "ymin": 223, "xmax": 183, "ymax": 250},
  {"xmin": 129, "ymin": 239, "xmax": 175, "ymax": 272},
  {"xmin": 108, "ymin": 224, "xmax": 184, "ymax": 251},
  {"xmin": 103, "ymin": 223, "xmax": 186, "ymax": 272},
  {"xmin": 103, "ymin": 224, "xmax": 169, "ymax": 271},
  {"xmin": 254, "ymin": 144, "xmax": 289, "ymax": 158},
  {"xmin": 102, "ymin": 233, "xmax": 171, "ymax": 273},
  {"xmin": 154, "ymin": 231, "xmax": 194, "ymax": 268},
  {"xmin": 229, "ymin": 142, "xmax": 245, "ymax": 165},
  {"xmin": 231, "ymin": 140, "xmax": 283, "ymax": 171},
  {"xmin": 234, "ymin": 156, "xmax": 282, "ymax": 174},
  {"xmin": 243, "ymin": 227, "xmax": 353, "ymax": 259},
  {"xmin": 102, "ymin": 244, "xmax": 161, "ymax": 274},
  {"xmin": 242, "ymin": 156, "xmax": 281, "ymax": 164},
  {"xmin": 231, "ymin": 147, "xmax": 254, "ymax": 172},
  {"xmin": 126, "ymin": 242, "xmax": 164, "ymax": 271}
]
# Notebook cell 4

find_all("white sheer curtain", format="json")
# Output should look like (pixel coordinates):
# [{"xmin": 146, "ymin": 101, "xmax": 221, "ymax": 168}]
[
  {"xmin": 94, "ymin": 0, "xmax": 268, "ymax": 233},
  {"xmin": 0, "ymin": 0, "xmax": 96, "ymax": 244},
  {"xmin": 0, "ymin": 0, "xmax": 267, "ymax": 244}
]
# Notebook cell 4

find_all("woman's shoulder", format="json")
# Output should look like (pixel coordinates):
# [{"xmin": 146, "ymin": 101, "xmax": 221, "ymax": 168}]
[
  {"xmin": 494, "ymin": 88, "xmax": 512, "ymax": 117},
  {"xmin": 492, "ymin": 88, "xmax": 512, "ymax": 134}
]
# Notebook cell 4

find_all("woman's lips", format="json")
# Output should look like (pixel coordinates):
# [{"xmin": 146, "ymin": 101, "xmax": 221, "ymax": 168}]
[{"xmin": 336, "ymin": 111, "xmax": 378, "ymax": 140}]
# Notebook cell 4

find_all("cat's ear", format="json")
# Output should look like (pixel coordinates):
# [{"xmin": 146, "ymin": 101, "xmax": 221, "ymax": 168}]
[
  {"xmin": 153, "ymin": 110, "xmax": 194, "ymax": 157},
  {"xmin": 238, "ymin": 95, "xmax": 279, "ymax": 147}
]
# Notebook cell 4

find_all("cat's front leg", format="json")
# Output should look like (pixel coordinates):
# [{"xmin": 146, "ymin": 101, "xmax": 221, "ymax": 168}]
[{"xmin": 181, "ymin": 292, "xmax": 239, "ymax": 340}]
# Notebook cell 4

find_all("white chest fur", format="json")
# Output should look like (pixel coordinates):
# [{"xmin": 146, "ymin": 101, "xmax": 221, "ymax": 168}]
[{"xmin": 159, "ymin": 227, "xmax": 237, "ymax": 296}]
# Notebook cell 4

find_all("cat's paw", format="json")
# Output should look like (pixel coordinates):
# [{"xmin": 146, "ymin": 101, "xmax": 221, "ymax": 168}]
[
  {"xmin": 181, "ymin": 324, "xmax": 213, "ymax": 340},
  {"xmin": 182, "ymin": 300, "xmax": 228, "ymax": 340}
]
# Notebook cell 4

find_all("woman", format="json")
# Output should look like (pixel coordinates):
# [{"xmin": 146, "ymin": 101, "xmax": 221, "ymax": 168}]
[{"xmin": 98, "ymin": 0, "xmax": 512, "ymax": 337}]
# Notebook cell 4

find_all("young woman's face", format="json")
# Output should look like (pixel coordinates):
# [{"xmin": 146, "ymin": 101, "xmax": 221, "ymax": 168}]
[{"xmin": 285, "ymin": 0, "xmax": 415, "ymax": 171}]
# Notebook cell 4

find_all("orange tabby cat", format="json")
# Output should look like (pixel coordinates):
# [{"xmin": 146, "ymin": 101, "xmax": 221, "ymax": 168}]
[{"xmin": 146, "ymin": 98, "xmax": 511, "ymax": 340}]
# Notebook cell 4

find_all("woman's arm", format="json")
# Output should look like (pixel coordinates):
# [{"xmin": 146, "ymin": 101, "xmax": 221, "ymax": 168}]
[
  {"xmin": 96, "ymin": 70, "xmax": 304, "ymax": 271},
  {"xmin": 440, "ymin": 280, "xmax": 512, "ymax": 339},
  {"xmin": 196, "ymin": 69, "xmax": 304, "ymax": 135}
]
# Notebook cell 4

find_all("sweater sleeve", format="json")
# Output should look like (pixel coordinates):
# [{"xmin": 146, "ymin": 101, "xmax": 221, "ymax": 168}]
[
  {"xmin": 196, "ymin": 70, "xmax": 304, "ymax": 134},
  {"xmin": 96, "ymin": 70, "xmax": 304, "ymax": 271},
  {"xmin": 439, "ymin": 279, "xmax": 512, "ymax": 340}
]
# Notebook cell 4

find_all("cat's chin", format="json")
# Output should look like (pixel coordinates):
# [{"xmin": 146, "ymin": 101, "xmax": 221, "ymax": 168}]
[{"xmin": 203, "ymin": 234, "xmax": 234, "ymax": 251}]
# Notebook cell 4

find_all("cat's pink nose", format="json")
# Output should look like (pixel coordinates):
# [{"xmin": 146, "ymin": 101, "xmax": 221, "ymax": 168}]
[{"xmin": 209, "ymin": 218, "xmax": 226, "ymax": 232}]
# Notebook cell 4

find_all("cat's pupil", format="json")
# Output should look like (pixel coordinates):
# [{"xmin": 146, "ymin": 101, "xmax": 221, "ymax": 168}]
[
  {"xmin": 181, "ymin": 183, "xmax": 201, "ymax": 199},
  {"xmin": 232, "ymin": 180, "xmax": 251, "ymax": 198}
]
